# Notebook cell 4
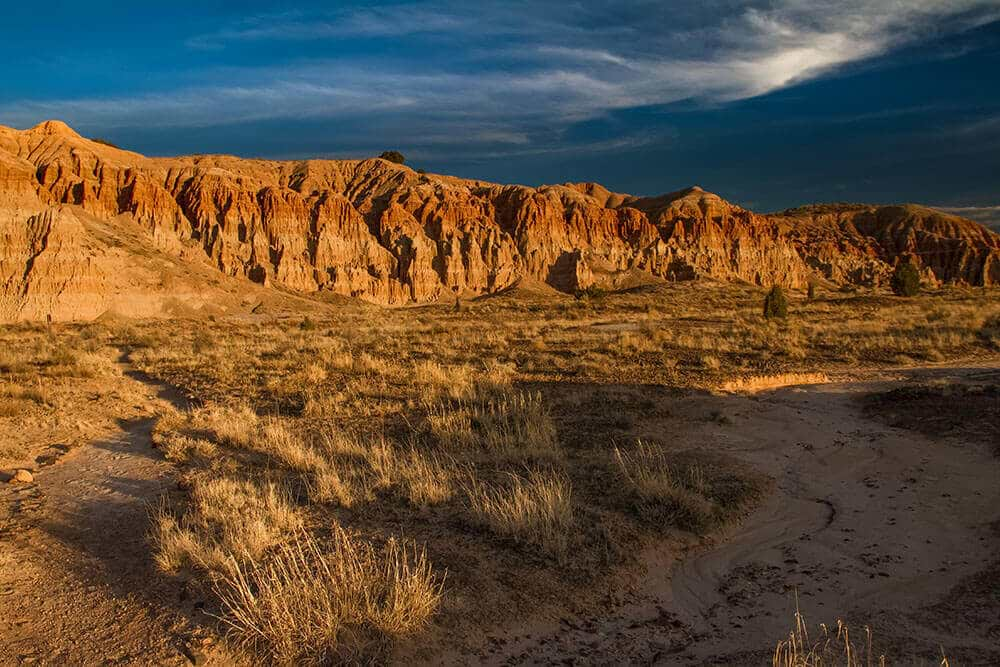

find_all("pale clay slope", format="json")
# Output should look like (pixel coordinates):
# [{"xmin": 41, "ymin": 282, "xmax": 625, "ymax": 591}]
[{"xmin": 1, "ymin": 120, "xmax": 998, "ymax": 321}]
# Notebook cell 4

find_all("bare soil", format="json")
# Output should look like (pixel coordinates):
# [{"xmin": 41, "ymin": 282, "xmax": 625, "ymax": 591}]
[
  {"xmin": 0, "ymin": 361, "xmax": 219, "ymax": 666},
  {"xmin": 468, "ymin": 364, "xmax": 1000, "ymax": 665},
  {"xmin": 2, "ymin": 362, "xmax": 998, "ymax": 665}
]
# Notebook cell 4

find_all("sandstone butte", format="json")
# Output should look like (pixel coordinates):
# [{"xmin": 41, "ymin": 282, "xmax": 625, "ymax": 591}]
[{"xmin": 1, "ymin": 120, "xmax": 998, "ymax": 322}]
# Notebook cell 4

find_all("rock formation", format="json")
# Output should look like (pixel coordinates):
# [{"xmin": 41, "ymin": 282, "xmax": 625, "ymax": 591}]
[{"xmin": 0, "ymin": 120, "xmax": 997, "ymax": 321}]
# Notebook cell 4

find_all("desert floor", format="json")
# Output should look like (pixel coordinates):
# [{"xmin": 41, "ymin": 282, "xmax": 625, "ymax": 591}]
[{"xmin": 1, "ymin": 284, "xmax": 998, "ymax": 665}]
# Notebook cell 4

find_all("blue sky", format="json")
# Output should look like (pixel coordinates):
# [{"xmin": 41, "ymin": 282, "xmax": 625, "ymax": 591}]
[{"xmin": 3, "ymin": 1, "xmax": 1000, "ymax": 225}]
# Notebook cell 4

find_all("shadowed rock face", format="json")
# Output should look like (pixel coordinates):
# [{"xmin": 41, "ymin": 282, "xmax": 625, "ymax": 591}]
[{"xmin": 1, "ymin": 121, "xmax": 998, "ymax": 320}]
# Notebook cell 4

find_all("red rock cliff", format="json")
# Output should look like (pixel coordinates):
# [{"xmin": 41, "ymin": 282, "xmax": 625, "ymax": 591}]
[{"xmin": 1, "ymin": 121, "xmax": 997, "ymax": 319}]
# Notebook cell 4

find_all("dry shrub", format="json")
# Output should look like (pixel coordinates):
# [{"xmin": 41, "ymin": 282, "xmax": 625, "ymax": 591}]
[
  {"xmin": 216, "ymin": 528, "xmax": 443, "ymax": 665},
  {"xmin": 152, "ymin": 408, "xmax": 218, "ymax": 463},
  {"xmin": 614, "ymin": 441, "xmax": 716, "ymax": 531},
  {"xmin": 430, "ymin": 392, "xmax": 559, "ymax": 460},
  {"xmin": 307, "ymin": 428, "xmax": 457, "ymax": 508},
  {"xmin": 196, "ymin": 404, "xmax": 259, "ymax": 448},
  {"xmin": 0, "ymin": 381, "xmax": 49, "ymax": 405},
  {"xmin": 413, "ymin": 360, "xmax": 475, "ymax": 402},
  {"xmin": 773, "ymin": 605, "xmax": 902, "ymax": 667},
  {"xmin": 259, "ymin": 418, "xmax": 325, "ymax": 472},
  {"xmin": 467, "ymin": 471, "xmax": 574, "ymax": 557},
  {"xmin": 153, "ymin": 477, "xmax": 301, "ymax": 574}
]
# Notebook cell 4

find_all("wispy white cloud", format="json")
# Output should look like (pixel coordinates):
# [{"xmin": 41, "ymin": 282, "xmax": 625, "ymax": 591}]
[
  {"xmin": 3, "ymin": 0, "xmax": 999, "ymax": 158},
  {"xmin": 186, "ymin": 6, "xmax": 469, "ymax": 49},
  {"xmin": 933, "ymin": 204, "xmax": 1000, "ymax": 230}
]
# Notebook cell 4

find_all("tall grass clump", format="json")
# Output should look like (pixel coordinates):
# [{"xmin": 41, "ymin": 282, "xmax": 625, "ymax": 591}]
[
  {"xmin": 306, "ymin": 428, "xmax": 457, "ymax": 508},
  {"xmin": 215, "ymin": 528, "xmax": 442, "ymax": 665},
  {"xmin": 429, "ymin": 392, "xmax": 559, "ymax": 460},
  {"xmin": 196, "ymin": 404, "xmax": 259, "ymax": 448},
  {"xmin": 467, "ymin": 471, "xmax": 574, "ymax": 557},
  {"xmin": 259, "ymin": 418, "xmax": 326, "ymax": 472},
  {"xmin": 614, "ymin": 440, "xmax": 716, "ymax": 532},
  {"xmin": 152, "ymin": 477, "xmax": 301, "ymax": 574},
  {"xmin": 773, "ymin": 603, "xmax": 897, "ymax": 667}
]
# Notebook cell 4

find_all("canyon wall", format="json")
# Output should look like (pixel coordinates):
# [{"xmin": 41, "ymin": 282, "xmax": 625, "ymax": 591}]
[{"xmin": 1, "ymin": 120, "xmax": 997, "ymax": 320}]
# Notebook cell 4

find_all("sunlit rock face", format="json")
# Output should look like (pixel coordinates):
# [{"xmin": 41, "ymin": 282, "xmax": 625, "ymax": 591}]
[{"xmin": 1, "ymin": 120, "xmax": 997, "ymax": 320}]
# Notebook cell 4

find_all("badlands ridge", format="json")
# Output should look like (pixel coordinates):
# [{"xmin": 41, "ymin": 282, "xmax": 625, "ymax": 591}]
[{"xmin": 1, "ymin": 120, "xmax": 998, "ymax": 321}]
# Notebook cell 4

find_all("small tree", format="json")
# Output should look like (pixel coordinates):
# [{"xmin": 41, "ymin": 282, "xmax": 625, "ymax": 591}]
[
  {"xmin": 807, "ymin": 282, "xmax": 816, "ymax": 300},
  {"xmin": 379, "ymin": 150, "xmax": 405, "ymax": 165},
  {"xmin": 763, "ymin": 285, "xmax": 788, "ymax": 319},
  {"xmin": 890, "ymin": 261, "xmax": 921, "ymax": 297}
]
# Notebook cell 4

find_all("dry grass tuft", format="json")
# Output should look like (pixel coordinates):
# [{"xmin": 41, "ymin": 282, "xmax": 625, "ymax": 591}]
[
  {"xmin": 0, "ymin": 381, "xmax": 50, "ymax": 416},
  {"xmin": 614, "ymin": 441, "xmax": 716, "ymax": 531},
  {"xmin": 467, "ymin": 471, "xmax": 574, "ymax": 557},
  {"xmin": 195, "ymin": 404, "xmax": 259, "ymax": 448},
  {"xmin": 152, "ymin": 477, "xmax": 301, "ymax": 574},
  {"xmin": 259, "ymin": 418, "xmax": 326, "ymax": 472},
  {"xmin": 152, "ymin": 408, "xmax": 217, "ymax": 463},
  {"xmin": 215, "ymin": 528, "xmax": 443, "ymax": 665},
  {"xmin": 429, "ymin": 392, "xmax": 559, "ymax": 460},
  {"xmin": 773, "ymin": 604, "xmax": 891, "ymax": 667},
  {"xmin": 306, "ymin": 428, "xmax": 458, "ymax": 508},
  {"xmin": 398, "ymin": 449, "xmax": 459, "ymax": 506}
]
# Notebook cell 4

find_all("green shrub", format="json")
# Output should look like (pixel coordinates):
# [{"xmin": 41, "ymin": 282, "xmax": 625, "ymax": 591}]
[
  {"xmin": 890, "ymin": 261, "xmax": 921, "ymax": 297},
  {"xmin": 379, "ymin": 150, "xmax": 405, "ymax": 165},
  {"xmin": 979, "ymin": 314, "xmax": 1000, "ymax": 348},
  {"xmin": 574, "ymin": 285, "xmax": 607, "ymax": 300},
  {"xmin": 762, "ymin": 285, "xmax": 788, "ymax": 319}
]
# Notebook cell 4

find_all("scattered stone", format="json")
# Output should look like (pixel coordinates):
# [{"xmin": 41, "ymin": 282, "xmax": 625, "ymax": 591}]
[{"xmin": 9, "ymin": 469, "xmax": 33, "ymax": 484}]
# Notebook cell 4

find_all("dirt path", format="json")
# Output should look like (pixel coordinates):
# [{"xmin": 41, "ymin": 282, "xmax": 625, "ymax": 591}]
[
  {"xmin": 0, "ymin": 359, "xmax": 202, "ymax": 666},
  {"xmin": 485, "ymin": 364, "xmax": 1000, "ymax": 665}
]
